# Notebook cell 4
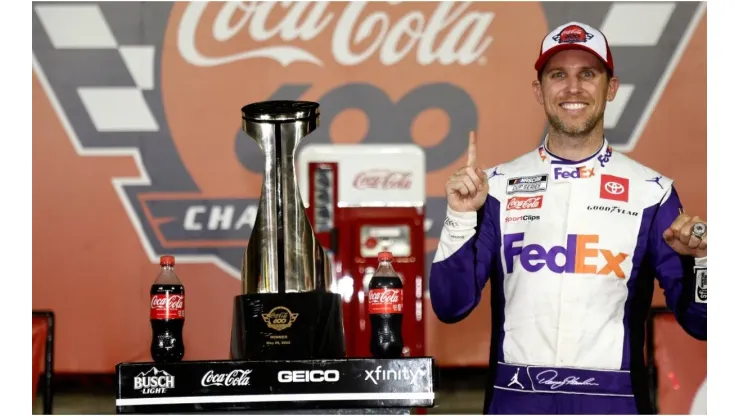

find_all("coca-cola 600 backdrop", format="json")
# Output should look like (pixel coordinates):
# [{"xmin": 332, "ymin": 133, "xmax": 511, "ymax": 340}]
[{"xmin": 33, "ymin": 0, "xmax": 706, "ymax": 401}]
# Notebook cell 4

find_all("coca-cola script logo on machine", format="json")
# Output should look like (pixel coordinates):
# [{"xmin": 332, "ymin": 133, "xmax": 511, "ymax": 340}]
[
  {"xmin": 354, "ymin": 171, "xmax": 412, "ymax": 190},
  {"xmin": 368, "ymin": 288, "xmax": 404, "ymax": 314},
  {"xmin": 150, "ymin": 294, "xmax": 185, "ymax": 320}
]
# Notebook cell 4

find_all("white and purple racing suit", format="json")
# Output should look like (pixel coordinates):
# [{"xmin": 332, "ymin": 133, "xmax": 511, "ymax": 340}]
[{"xmin": 430, "ymin": 139, "xmax": 707, "ymax": 415}]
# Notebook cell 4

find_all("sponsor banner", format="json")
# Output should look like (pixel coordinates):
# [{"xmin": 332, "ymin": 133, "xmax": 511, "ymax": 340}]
[{"xmin": 117, "ymin": 358, "xmax": 434, "ymax": 402}]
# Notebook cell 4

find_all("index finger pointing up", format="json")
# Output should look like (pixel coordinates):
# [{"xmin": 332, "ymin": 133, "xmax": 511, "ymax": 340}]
[{"xmin": 467, "ymin": 130, "xmax": 477, "ymax": 167}]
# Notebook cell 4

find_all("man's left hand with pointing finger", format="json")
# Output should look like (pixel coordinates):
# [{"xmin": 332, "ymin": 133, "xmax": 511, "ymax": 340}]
[{"xmin": 663, "ymin": 212, "xmax": 707, "ymax": 258}]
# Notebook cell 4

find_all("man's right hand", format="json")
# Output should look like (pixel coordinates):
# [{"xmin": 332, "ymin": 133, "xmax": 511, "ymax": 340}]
[{"xmin": 445, "ymin": 131, "xmax": 489, "ymax": 213}]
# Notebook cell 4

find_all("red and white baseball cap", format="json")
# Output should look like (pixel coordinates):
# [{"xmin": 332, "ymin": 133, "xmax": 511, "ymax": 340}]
[{"xmin": 534, "ymin": 21, "xmax": 614, "ymax": 74}]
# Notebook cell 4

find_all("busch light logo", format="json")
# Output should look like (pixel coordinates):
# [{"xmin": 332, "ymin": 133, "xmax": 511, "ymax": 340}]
[
  {"xmin": 134, "ymin": 367, "xmax": 175, "ymax": 395},
  {"xmin": 553, "ymin": 166, "xmax": 595, "ymax": 180},
  {"xmin": 503, "ymin": 233, "xmax": 629, "ymax": 278},
  {"xmin": 353, "ymin": 171, "xmax": 413, "ymax": 190}
]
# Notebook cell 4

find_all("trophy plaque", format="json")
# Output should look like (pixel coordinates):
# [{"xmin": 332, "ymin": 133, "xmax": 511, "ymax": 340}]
[{"xmin": 230, "ymin": 101, "xmax": 346, "ymax": 360}]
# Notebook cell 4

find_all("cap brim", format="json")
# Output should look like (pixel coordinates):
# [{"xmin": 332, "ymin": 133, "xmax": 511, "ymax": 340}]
[{"xmin": 534, "ymin": 44, "xmax": 612, "ymax": 73}]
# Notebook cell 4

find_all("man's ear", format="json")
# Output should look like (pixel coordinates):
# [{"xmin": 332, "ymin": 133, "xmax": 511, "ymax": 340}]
[
  {"xmin": 532, "ymin": 79, "xmax": 544, "ymax": 106},
  {"xmin": 606, "ymin": 75, "xmax": 620, "ymax": 102}
]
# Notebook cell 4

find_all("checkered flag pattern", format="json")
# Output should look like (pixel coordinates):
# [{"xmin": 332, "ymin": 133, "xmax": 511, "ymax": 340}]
[{"xmin": 35, "ymin": 4, "xmax": 159, "ymax": 132}]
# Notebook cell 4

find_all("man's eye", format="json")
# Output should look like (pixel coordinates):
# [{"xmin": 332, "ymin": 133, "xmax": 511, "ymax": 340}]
[
  {"xmin": 552, "ymin": 72, "xmax": 565, "ymax": 79},
  {"xmin": 582, "ymin": 70, "xmax": 594, "ymax": 78}
]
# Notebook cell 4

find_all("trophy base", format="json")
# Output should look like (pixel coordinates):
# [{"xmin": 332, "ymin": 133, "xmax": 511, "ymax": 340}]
[{"xmin": 230, "ymin": 292, "xmax": 346, "ymax": 360}]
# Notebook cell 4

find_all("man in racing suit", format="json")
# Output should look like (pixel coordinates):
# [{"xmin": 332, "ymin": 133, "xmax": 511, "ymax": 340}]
[{"xmin": 429, "ymin": 21, "xmax": 707, "ymax": 415}]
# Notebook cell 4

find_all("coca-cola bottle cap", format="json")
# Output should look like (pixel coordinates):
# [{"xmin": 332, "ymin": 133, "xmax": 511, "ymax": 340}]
[
  {"xmin": 378, "ymin": 251, "xmax": 393, "ymax": 262},
  {"xmin": 160, "ymin": 255, "xmax": 175, "ymax": 266}
]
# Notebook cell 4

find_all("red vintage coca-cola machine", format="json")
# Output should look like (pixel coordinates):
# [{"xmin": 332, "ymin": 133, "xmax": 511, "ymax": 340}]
[{"xmin": 297, "ymin": 144, "xmax": 426, "ymax": 358}]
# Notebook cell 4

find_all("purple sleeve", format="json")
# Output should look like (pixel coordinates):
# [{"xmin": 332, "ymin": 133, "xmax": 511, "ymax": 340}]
[
  {"xmin": 429, "ymin": 195, "xmax": 500, "ymax": 323},
  {"xmin": 649, "ymin": 185, "xmax": 707, "ymax": 340}
]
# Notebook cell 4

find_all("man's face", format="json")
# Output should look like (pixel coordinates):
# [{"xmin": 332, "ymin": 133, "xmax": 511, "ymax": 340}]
[{"xmin": 533, "ymin": 49, "xmax": 619, "ymax": 137}]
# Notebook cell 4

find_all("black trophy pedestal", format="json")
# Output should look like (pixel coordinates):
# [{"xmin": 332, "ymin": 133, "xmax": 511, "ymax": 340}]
[
  {"xmin": 115, "ymin": 358, "xmax": 436, "ymax": 414},
  {"xmin": 230, "ymin": 292, "xmax": 346, "ymax": 360}
]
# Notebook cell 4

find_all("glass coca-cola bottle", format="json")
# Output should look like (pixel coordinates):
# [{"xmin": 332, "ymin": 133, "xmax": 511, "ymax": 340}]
[
  {"xmin": 150, "ymin": 255, "xmax": 185, "ymax": 362},
  {"xmin": 368, "ymin": 251, "xmax": 404, "ymax": 358}
]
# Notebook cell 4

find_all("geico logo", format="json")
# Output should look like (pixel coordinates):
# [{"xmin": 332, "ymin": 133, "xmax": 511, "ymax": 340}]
[
  {"xmin": 503, "ymin": 233, "xmax": 629, "ymax": 278},
  {"xmin": 277, "ymin": 370, "xmax": 340, "ymax": 383}
]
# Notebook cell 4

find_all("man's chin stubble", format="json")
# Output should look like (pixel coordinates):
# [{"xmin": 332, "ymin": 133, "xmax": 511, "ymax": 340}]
[{"xmin": 546, "ymin": 112, "xmax": 602, "ymax": 139}]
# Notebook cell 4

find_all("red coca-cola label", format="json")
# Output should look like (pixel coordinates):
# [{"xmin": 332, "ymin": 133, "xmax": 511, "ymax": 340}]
[
  {"xmin": 150, "ymin": 294, "xmax": 185, "ymax": 320},
  {"xmin": 353, "ymin": 170, "xmax": 412, "ymax": 190},
  {"xmin": 368, "ymin": 288, "xmax": 403, "ymax": 314},
  {"xmin": 506, "ymin": 195, "xmax": 543, "ymax": 210}
]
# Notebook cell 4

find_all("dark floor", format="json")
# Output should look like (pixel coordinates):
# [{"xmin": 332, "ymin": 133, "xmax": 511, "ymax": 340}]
[{"xmin": 33, "ymin": 369, "xmax": 489, "ymax": 414}]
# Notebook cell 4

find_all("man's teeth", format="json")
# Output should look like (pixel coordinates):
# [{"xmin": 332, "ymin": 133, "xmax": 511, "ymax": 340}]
[{"xmin": 561, "ymin": 103, "xmax": 586, "ymax": 110}]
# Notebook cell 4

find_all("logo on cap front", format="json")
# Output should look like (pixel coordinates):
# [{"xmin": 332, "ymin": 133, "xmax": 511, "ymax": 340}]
[{"xmin": 553, "ymin": 25, "xmax": 594, "ymax": 44}]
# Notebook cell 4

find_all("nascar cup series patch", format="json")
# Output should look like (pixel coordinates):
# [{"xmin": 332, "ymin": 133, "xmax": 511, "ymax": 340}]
[{"xmin": 506, "ymin": 175, "xmax": 548, "ymax": 195}]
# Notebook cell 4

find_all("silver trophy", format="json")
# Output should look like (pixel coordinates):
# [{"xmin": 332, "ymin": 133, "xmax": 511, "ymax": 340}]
[{"xmin": 230, "ymin": 101, "xmax": 345, "ymax": 360}]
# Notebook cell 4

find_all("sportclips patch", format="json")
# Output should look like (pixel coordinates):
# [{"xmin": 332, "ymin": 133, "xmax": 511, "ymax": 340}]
[{"xmin": 507, "ymin": 175, "xmax": 548, "ymax": 195}]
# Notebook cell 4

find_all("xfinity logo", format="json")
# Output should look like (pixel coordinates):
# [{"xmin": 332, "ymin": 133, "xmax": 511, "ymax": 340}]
[
  {"xmin": 364, "ymin": 365, "xmax": 426, "ymax": 385},
  {"xmin": 278, "ymin": 369, "xmax": 340, "ymax": 383}
]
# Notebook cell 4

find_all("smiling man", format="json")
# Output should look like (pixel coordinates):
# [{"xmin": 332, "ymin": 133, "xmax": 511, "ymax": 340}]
[{"xmin": 430, "ymin": 22, "xmax": 707, "ymax": 415}]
